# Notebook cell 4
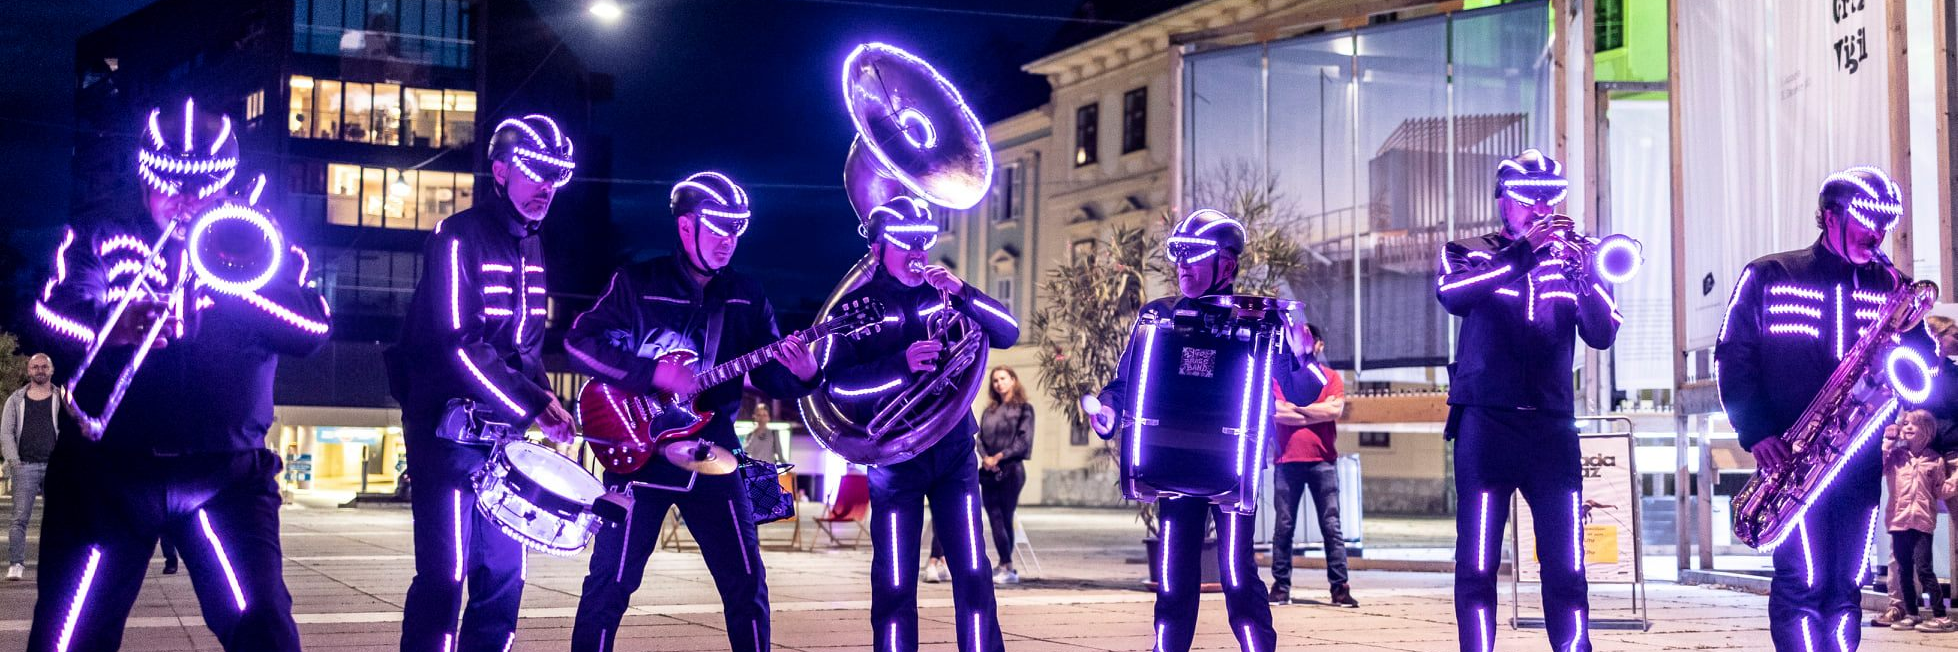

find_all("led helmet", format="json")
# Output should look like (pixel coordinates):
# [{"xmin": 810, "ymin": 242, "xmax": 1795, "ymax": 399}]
[
  {"xmin": 866, "ymin": 196, "xmax": 939, "ymax": 252},
  {"xmin": 487, "ymin": 114, "xmax": 576, "ymax": 188},
  {"xmin": 138, "ymin": 98, "xmax": 240, "ymax": 199},
  {"xmin": 669, "ymin": 171, "xmax": 752, "ymax": 238},
  {"xmin": 1819, "ymin": 166, "xmax": 1904, "ymax": 233},
  {"xmin": 1494, "ymin": 148, "xmax": 1568, "ymax": 208},
  {"xmin": 1165, "ymin": 209, "xmax": 1245, "ymax": 264}
]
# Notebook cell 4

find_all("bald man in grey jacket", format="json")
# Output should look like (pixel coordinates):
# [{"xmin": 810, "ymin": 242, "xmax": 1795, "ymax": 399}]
[{"xmin": 0, "ymin": 354, "xmax": 61, "ymax": 580}]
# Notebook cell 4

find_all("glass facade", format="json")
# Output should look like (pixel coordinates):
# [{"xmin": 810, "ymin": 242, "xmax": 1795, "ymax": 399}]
[
  {"xmin": 1183, "ymin": 1, "xmax": 1550, "ymax": 372},
  {"xmin": 290, "ymin": 75, "xmax": 475, "ymax": 148},
  {"xmin": 293, "ymin": 0, "xmax": 474, "ymax": 68},
  {"xmin": 325, "ymin": 163, "xmax": 473, "ymax": 230},
  {"xmin": 314, "ymin": 247, "xmax": 422, "ymax": 319}
]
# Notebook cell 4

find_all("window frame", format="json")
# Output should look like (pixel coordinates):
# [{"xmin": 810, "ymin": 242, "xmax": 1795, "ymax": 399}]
[
  {"xmin": 1074, "ymin": 103, "xmax": 1099, "ymax": 167},
  {"xmin": 1121, "ymin": 87, "xmax": 1147, "ymax": 154}
]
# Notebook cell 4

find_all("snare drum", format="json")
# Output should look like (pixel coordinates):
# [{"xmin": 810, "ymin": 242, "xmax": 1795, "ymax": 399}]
[
  {"xmin": 473, "ymin": 441, "xmax": 605, "ymax": 555},
  {"xmin": 1118, "ymin": 295, "xmax": 1291, "ymax": 515}
]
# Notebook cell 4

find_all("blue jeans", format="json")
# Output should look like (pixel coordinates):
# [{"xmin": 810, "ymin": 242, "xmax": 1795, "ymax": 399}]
[
  {"xmin": 10, "ymin": 461, "xmax": 46, "ymax": 565},
  {"xmin": 1270, "ymin": 460, "xmax": 1347, "ymax": 588}
]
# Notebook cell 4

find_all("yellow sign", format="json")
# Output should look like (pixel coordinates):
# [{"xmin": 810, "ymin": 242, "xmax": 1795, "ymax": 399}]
[{"xmin": 1584, "ymin": 525, "xmax": 1619, "ymax": 564}]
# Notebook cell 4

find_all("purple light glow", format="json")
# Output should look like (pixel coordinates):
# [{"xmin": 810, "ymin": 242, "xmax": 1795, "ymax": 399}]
[
  {"xmin": 197, "ymin": 509, "xmax": 248, "ymax": 611},
  {"xmin": 240, "ymin": 290, "xmax": 330, "ymax": 335},
  {"xmin": 1855, "ymin": 507, "xmax": 1879, "ymax": 586},
  {"xmin": 832, "ymin": 378, "xmax": 904, "ymax": 397},
  {"xmin": 1158, "ymin": 518, "xmax": 1172, "ymax": 593},
  {"xmin": 1886, "ymin": 346, "xmax": 1934, "ymax": 404},
  {"xmin": 888, "ymin": 512, "xmax": 901, "ymax": 589},
  {"xmin": 448, "ymin": 240, "xmax": 463, "ymax": 331},
  {"xmin": 1768, "ymin": 324, "xmax": 1822, "ymax": 339},
  {"xmin": 452, "ymin": 490, "xmax": 464, "ymax": 583},
  {"xmin": 36, "ymin": 302, "xmax": 96, "ymax": 346},
  {"xmin": 965, "ymin": 493, "xmax": 981, "ymax": 571},
  {"xmin": 1476, "ymin": 492, "xmax": 1490, "ymax": 572},
  {"xmin": 840, "ymin": 43, "xmax": 993, "ymax": 210},
  {"xmin": 188, "ymin": 204, "xmax": 284, "ymax": 296},
  {"xmin": 1760, "ymin": 398, "xmax": 1897, "ymax": 551},
  {"xmin": 1769, "ymin": 284, "xmax": 1825, "ymax": 301},
  {"xmin": 1767, "ymin": 304, "xmax": 1824, "ymax": 319},
  {"xmin": 56, "ymin": 547, "xmax": 102, "ymax": 652},
  {"xmin": 1130, "ymin": 324, "xmax": 1159, "ymax": 469},
  {"xmin": 1835, "ymin": 286, "xmax": 1845, "ymax": 360},
  {"xmin": 1718, "ymin": 268, "xmax": 1756, "ymax": 344},
  {"xmin": 456, "ymin": 348, "xmax": 526, "ymax": 416},
  {"xmin": 896, "ymin": 108, "xmax": 937, "ymax": 149},
  {"xmin": 1570, "ymin": 491, "xmax": 1583, "ymax": 572},
  {"xmin": 1439, "ymin": 265, "xmax": 1513, "ymax": 292},
  {"xmin": 972, "ymin": 297, "xmax": 1018, "ymax": 328}
]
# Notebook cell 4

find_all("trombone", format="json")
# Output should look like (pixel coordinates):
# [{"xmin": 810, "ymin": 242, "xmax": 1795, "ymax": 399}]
[{"xmin": 64, "ymin": 202, "xmax": 286, "ymax": 439}]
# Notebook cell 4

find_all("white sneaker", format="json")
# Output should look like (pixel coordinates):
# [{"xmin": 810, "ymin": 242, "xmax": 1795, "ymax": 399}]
[
  {"xmin": 994, "ymin": 566, "xmax": 1019, "ymax": 584},
  {"xmin": 922, "ymin": 559, "xmax": 945, "ymax": 584},
  {"xmin": 7, "ymin": 564, "xmax": 23, "ymax": 580}
]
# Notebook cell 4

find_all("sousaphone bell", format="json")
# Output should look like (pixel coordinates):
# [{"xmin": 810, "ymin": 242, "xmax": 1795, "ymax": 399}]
[{"xmin": 800, "ymin": 42, "xmax": 995, "ymax": 466}]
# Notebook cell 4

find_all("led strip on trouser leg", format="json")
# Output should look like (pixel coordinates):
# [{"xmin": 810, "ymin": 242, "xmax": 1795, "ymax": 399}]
[
  {"xmin": 56, "ymin": 547, "xmax": 103, "ymax": 652},
  {"xmin": 1477, "ymin": 492, "xmax": 1491, "ymax": 572},
  {"xmin": 198, "ymin": 510, "xmax": 248, "ymax": 610},
  {"xmin": 966, "ymin": 494, "xmax": 982, "ymax": 572}
]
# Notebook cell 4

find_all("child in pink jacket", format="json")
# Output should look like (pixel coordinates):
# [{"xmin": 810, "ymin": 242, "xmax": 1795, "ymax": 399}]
[{"xmin": 1885, "ymin": 409, "xmax": 1958, "ymax": 632}]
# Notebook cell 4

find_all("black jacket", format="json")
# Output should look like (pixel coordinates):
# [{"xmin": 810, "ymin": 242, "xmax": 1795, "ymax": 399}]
[
  {"xmin": 390, "ymin": 198, "xmax": 553, "ymax": 429},
  {"xmin": 1716, "ymin": 240, "xmax": 1936, "ymax": 450},
  {"xmin": 564, "ymin": 254, "xmax": 817, "ymax": 482},
  {"xmin": 1436, "ymin": 232, "xmax": 1621, "ymax": 412},
  {"xmin": 977, "ymin": 402, "xmax": 1033, "ymax": 466},
  {"xmin": 821, "ymin": 272, "xmax": 1020, "ymax": 447},
  {"xmin": 1095, "ymin": 289, "xmax": 1324, "ymax": 439},
  {"xmin": 36, "ymin": 214, "xmax": 330, "ymax": 453}
]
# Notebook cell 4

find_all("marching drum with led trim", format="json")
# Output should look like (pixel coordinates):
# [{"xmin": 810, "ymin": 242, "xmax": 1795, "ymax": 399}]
[
  {"xmin": 1118, "ymin": 295, "xmax": 1295, "ymax": 515},
  {"xmin": 473, "ymin": 441, "xmax": 606, "ymax": 555}
]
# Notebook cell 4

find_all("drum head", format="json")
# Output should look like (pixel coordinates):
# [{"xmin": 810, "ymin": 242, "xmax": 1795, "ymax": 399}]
[{"xmin": 502, "ymin": 441, "xmax": 605, "ymax": 504}]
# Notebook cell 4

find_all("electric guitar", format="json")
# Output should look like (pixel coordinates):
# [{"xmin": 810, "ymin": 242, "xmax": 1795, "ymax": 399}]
[{"xmin": 577, "ymin": 298, "xmax": 886, "ymax": 474}]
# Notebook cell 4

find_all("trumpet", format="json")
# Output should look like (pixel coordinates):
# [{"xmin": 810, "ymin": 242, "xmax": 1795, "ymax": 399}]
[
  {"xmin": 65, "ymin": 202, "xmax": 286, "ymax": 439},
  {"xmin": 1539, "ymin": 214, "xmax": 1643, "ymax": 286}
]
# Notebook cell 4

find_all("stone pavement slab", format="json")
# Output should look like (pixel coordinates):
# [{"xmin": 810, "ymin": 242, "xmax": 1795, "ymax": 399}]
[{"xmin": 1, "ymin": 504, "xmax": 1957, "ymax": 650}]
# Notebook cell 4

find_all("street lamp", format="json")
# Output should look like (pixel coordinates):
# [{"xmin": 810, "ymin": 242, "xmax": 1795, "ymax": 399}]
[{"xmin": 589, "ymin": 0, "xmax": 623, "ymax": 23}]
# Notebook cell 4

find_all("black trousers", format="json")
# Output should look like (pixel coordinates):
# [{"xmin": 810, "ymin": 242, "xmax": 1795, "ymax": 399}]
[
  {"xmin": 25, "ymin": 445, "xmax": 300, "ymax": 652},
  {"xmin": 1152, "ymin": 496, "xmax": 1274, "ymax": 652},
  {"xmin": 1450, "ymin": 407, "xmax": 1589, "ymax": 652},
  {"xmin": 1269, "ymin": 460, "xmax": 1347, "ymax": 588},
  {"xmin": 1893, "ymin": 529, "xmax": 1943, "ymax": 617},
  {"xmin": 571, "ymin": 471, "xmax": 768, "ymax": 652},
  {"xmin": 869, "ymin": 433, "xmax": 1003, "ymax": 652},
  {"xmin": 399, "ymin": 423, "xmax": 527, "ymax": 652},
  {"xmin": 929, "ymin": 462, "xmax": 1026, "ymax": 566},
  {"xmin": 1766, "ymin": 448, "xmax": 1879, "ymax": 652}
]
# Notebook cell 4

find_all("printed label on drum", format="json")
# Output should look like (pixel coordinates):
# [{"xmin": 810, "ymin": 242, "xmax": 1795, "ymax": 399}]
[{"xmin": 1178, "ymin": 347, "xmax": 1216, "ymax": 378}]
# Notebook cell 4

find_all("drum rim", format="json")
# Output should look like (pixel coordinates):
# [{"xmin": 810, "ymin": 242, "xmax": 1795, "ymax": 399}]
[{"xmin": 499, "ymin": 441, "xmax": 606, "ymax": 502}]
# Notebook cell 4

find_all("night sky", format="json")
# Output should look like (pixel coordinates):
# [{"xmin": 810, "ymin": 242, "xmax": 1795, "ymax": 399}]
[{"xmin": 0, "ymin": 0, "xmax": 1108, "ymax": 325}]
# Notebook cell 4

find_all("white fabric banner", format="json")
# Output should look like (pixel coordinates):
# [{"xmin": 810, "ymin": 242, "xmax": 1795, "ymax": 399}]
[{"xmin": 1677, "ymin": 0, "xmax": 1891, "ymax": 351}]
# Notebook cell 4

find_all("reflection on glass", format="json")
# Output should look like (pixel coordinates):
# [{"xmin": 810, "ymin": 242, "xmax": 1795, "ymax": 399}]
[
  {"xmin": 372, "ymin": 83, "xmax": 402, "ymax": 146},
  {"xmin": 315, "ymin": 80, "xmax": 342, "ymax": 140},
  {"xmin": 343, "ymin": 82, "xmax": 373, "ymax": 142},
  {"xmin": 290, "ymin": 76, "xmax": 315, "ymax": 138},
  {"xmin": 385, "ymin": 168, "xmax": 416, "ymax": 229},
  {"xmin": 455, "ymin": 174, "xmax": 474, "ymax": 214},
  {"xmin": 408, "ymin": 88, "xmax": 443, "ymax": 147},
  {"xmin": 327, "ymin": 163, "xmax": 361, "ymax": 226},
  {"xmin": 416, "ymin": 171, "xmax": 455, "ymax": 230},
  {"xmin": 361, "ymin": 167, "xmax": 384, "ymax": 227},
  {"xmin": 444, "ymin": 90, "xmax": 476, "ymax": 148}
]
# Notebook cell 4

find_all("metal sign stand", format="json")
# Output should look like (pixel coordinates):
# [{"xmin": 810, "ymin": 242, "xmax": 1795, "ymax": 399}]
[{"xmin": 1509, "ymin": 416, "xmax": 1651, "ymax": 632}]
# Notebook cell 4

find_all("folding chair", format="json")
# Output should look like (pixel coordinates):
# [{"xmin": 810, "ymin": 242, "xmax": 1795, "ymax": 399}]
[
  {"xmin": 814, "ymin": 474, "xmax": 872, "ymax": 548},
  {"xmin": 1011, "ymin": 519, "xmax": 1043, "ymax": 579}
]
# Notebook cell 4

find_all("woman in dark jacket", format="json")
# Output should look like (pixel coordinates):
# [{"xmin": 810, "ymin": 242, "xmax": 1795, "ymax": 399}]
[
  {"xmin": 924, "ymin": 366, "xmax": 1037, "ymax": 584},
  {"xmin": 976, "ymin": 366, "xmax": 1034, "ymax": 583}
]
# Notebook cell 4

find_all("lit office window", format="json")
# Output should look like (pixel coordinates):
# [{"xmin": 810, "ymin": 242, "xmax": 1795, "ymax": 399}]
[
  {"xmin": 289, "ymin": 75, "xmax": 475, "ymax": 148},
  {"xmin": 324, "ymin": 163, "xmax": 471, "ymax": 231}
]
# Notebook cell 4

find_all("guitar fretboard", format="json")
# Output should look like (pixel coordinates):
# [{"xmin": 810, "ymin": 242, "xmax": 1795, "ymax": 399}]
[{"xmin": 686, "ymin": 321, "xmax": 842, "ymax": 397}]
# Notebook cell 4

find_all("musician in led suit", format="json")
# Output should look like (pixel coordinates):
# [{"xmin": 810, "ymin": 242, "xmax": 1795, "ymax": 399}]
[
  {"xmin": 820, "ymin": 196, "xmax": 1019, "ymax": 652},
  {"xmin": 387, "ymin": 115, "xmax": 579, "ymax": 652},
  {"xmin": 1436, "ymin": 149, "xmax": 1620, "ymax": 652},
  {"xmin": 1716, "ymin": 166, "xmax": 1937, "ymax": 651},
  {"xmin": 1088, "ymin": 209, "xmax": 1324, "ymax": 652},
  {"xmin": 27, "ymin": 100, "xmax": 328, "ymax": 652},
  {"xmin": 563, "ymin": 171, "xmax": 820, "ymax": 652}
]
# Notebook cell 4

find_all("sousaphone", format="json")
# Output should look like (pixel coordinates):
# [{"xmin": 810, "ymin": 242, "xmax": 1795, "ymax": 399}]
[{"xmin": 800, "ymin": 42, "xmax": 994, "ymax": 466}]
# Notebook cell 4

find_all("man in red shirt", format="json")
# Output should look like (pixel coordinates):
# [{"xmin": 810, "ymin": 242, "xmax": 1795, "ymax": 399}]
[{"xmin": 1268, "ymin": 324, "xmax": 1358, "ymax": 607}]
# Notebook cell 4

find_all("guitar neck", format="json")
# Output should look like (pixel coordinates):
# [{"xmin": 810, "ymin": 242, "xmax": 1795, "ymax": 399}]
[{"xmin": 691, "ymin": 324, "xmax": 832, "ymax": 391}]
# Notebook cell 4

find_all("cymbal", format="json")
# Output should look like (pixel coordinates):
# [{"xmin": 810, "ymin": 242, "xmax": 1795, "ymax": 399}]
[{"xmin": 659, "ymin": 439, "xmax": 739, "ymax": 475}]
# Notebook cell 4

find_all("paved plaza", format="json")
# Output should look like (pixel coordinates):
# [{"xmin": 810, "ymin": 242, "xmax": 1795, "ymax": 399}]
[{"xmin": 0, "ymin": 499, "xmax": 1953, "ymax": 651}]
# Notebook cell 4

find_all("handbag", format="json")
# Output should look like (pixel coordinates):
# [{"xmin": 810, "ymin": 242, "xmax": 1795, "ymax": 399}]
[{"xmin": 739, "ymin": 456, "xmax": 796, "ymax": 524}]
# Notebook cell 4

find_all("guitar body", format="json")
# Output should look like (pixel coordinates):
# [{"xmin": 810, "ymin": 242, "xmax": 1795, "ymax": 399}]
[
  {"xmin": 573, "ymin": 297, "xmax": 889, "ymax": 476},
  {"xmin": 577, "ymin": 351, "xmax": 719, "ymax": 475}
]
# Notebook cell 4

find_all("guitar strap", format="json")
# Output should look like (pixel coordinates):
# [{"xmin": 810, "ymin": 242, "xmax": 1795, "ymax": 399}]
[{"xmin": 701, "ymin": 280, "xmax": 727, "ymax": 371}]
